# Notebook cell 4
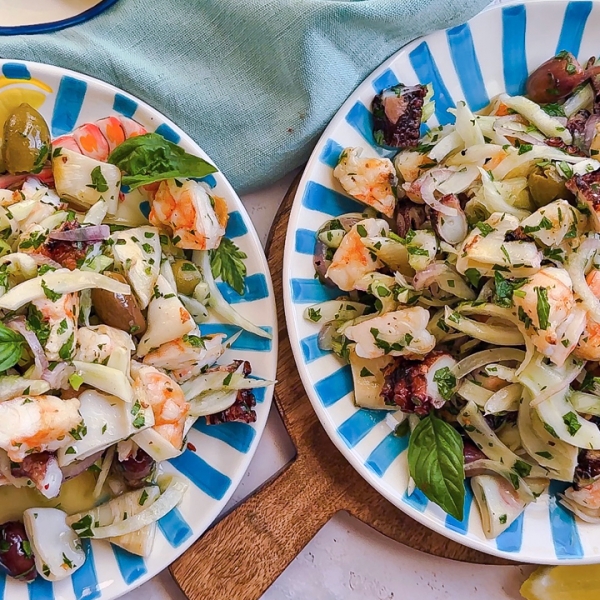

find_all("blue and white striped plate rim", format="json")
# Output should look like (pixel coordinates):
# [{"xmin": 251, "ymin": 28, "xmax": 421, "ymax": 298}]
[
  {"xmin": 283, "ymin": 0, "xmax": 600, "ymax": 565},
  {"xmin": 0, "ymin": 59, "xmax": 277, "ymax": 599}
]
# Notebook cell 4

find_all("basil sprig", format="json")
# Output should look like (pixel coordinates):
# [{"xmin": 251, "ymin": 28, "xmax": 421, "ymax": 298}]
[
  {"xmin": 408, "ymin": 413, "xmax": 465, "ymax": 520},
  {"xmin": 0, "ymin": 323, "xmax": 25, "ymax": 372},
  {"xmin": 108, "ymin": 133, "xmax": 218, "ymax": 189}
]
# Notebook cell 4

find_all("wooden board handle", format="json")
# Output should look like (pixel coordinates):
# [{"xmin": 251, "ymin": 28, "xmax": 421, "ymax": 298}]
[{"xmin": 170, "ymin": 436, "xmax": 339, "ymax": 600}]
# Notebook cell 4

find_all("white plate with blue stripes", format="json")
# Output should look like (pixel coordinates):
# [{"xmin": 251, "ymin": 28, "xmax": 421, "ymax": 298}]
[
  {"xmin": 0, "ymin": 60, "xmax": 277, "ymax": 598},
  {"xmin": 0, "ymin": 0, "xmax": 119, "ymax": 35},
  {"xmin": 283, "ymin": 0, "xmax": 600, "ymax": 565}
]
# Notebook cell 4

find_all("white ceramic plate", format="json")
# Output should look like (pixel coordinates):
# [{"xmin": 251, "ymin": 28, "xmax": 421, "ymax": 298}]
[
  {"xmin": 0, "ymin": 0, "xmax": 118, "ymax": 34},
  {"xmin": 283, "ymin": 0, "xmax": 600, "ymax": 565},
  {"xmin": 0, "ymin": 59, "xmax": 277, "ymax": 598}
]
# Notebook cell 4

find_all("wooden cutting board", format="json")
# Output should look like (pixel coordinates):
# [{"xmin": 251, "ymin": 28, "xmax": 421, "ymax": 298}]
[{"xmin": 169, "ymin": 173, "xmax": 512, "ymax": 600}]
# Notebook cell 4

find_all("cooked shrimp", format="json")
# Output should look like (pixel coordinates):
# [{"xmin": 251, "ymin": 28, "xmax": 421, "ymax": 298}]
[
  {"xmin": 143, "ymin": 333, "xmax": 225, "ymax": 382},
  {"xmin": 565, "ymin": 478, "xmax": 600, "ymax": 510},
  {"xmin": 0, "ymin": 395, "xmax": 81, "ymax": 462},
  {"xmin": 344, "ymin": 306, "xmax": 436, "ymax": 359},
  {"xmin": 72, "ymin": 123, "xmax": 110, "ymax": 161},
  {"xmin": 394, "ymin": 150, "xmax": 432, "ymax": 183},
  {"xmin": 512, "ymin": 267, "xmax": 585, "ymax": 366},
  {"xmin": 30, "ymin": 292, "xmax": 78, "ymax": 362},
  {"xmin": 75, "ymin": 325, "xmax": 134, "ymax": 364},
  {"xmin": 333, "ymin": 147, "xmax": 397, "ymax": 217},
  {"xmin": 326, "ymin": 218, "xmax": 388, "ymax": 291},
  {"xmin": 52, "ymin": 116, "xmax": 147, "ymax": 160},
  {"xmin": 574, "ymin": 270, "xmax": 600, "ymax": 361},
  {"xmin": 133, "ymin": 365, "xmax": 189, "ymax": 450},
  {"xmin": 149, "ymin": 179, "xmax": 227, "ymax": 251},
  {"xmin": 95, "ymin": 116, "xmax": 126, "ymax": 152}
]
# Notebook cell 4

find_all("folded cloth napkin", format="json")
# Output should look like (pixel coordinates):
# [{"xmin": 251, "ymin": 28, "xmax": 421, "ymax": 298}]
[{"xmin": 0, "ymin": 0, "xmax": 490, "ymax": 192}]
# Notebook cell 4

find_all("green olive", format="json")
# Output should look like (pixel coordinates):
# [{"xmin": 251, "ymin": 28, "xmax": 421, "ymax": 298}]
[
  {"xmin": 528, "ymin": 165, "xmax": 572, "ymax": 208},
  {"xmin": 2, "ymin": 103, "xmax": 51, "ymax": 175},
  {"xmin": 172, "ymin": 259, "xmax": 202, "ymax": 296}
]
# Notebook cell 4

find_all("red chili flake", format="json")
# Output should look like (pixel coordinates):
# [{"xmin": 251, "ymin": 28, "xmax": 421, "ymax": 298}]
[{"xmin": 186, "ymin": 442, "xmax": 197, "ymax": 452}]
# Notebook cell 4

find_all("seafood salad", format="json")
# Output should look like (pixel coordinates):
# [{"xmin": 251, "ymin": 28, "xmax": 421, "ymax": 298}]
[
  {"xmin": 0, "ymin": 104, "xmax": 272, "ymax": 582},
  {"xmin": 305, "ymin": 50, "xmax": 600, "ymax": 537}
]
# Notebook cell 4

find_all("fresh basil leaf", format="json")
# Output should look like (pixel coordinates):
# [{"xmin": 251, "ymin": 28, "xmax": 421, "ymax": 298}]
[
  {"xmin": 0, "ymin": 323, "xmax": 25, "ymax": 372},
  {"xmin": 210, "ymin": 237, "xmax": 247, "ymax": 295},
  {"xmin": 107, "ymin": 133, "xmax": 218, "ymax": 189},
  {"xmin": 408, "ymin": 413, "xmax": 465, "ymax": 521}
]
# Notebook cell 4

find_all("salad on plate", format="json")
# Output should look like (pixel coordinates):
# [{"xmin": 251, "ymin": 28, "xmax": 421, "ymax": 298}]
[
  {"xmin": 0, "ymin": 103, "xmax": 272, "ymax": 582},
  {"xmin": 305, "ymin": 50, "xmax": 600, "ymax": 538}
]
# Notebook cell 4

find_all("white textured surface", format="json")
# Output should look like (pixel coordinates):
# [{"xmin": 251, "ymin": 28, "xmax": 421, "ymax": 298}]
[{"xmin": 122, "ymin": 168, "xmax": 530, "ymax": 600}]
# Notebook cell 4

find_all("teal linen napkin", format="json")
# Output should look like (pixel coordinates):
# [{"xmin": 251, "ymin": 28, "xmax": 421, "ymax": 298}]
[{"xmin": 0, "ymin": 0, "xmax": 490, "ymax": 192}]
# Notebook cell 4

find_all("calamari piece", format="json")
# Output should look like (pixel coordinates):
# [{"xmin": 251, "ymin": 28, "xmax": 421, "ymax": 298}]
[
  {"xmin": 380, "ymin": 350, "xmax": 456, "ymax": 415},
  {"xmin": 566, "ymin": 168, "xmax": 600, "ymax": 231},
  {"xmin": 372, "ymin": 84, "xmax": 427, "ymax": 148},
  {"xmin": 111, "ymin": 226, "xmax": 161, "ymax": 309},
  {"xmin": 30, "ymin": 292, "xmax": 78, "ymax": 362},
  {"xmin": 149, "ymin": 179, "xmax": 227, "ymax": 251},
  {"xmin": 11, "ymin": 452, "xmax": 62, "ymax": 499},
  {"xmin": 75, "ymin": 325, "xmax": 134, "ymax": 364},
  {"xmin": 136, "ymin": 275, "xmax": 195, "ymax": 357},
  {"xmin": 52, "ymin": 148, "xmax": 121, "ymax": 214},
  {"xmin": 0, "ymin": 395, "xmax": 81, "ymax": 462},
  {"xmin": 325, "ymin": 218, "xmax": 388, "ymax": 291},
  {"xmin": 333, "ymin": 148, "xmax": 397, "ymax": 217},
  {"xmin": 344, "ymin": 306, "xmax": 435, "ymax": 360},
  {"xmin": 564, "ymin": 478, "xmax": 600, "ymax": 510},
  {"xmin": 513, "ymin": 267, "xmax": 585, "ymax": 366},
  {"xmin": 143, "ymin": 333, "xmax": 225, "ymax": 382},
  {"xmin": 133, "ymin": 365, "xmax": 188, "ymax": 450}
]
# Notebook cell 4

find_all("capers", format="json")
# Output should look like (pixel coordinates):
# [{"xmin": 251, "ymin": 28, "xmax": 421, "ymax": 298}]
[
  {"xmin": 528, "ymin": 165, "xmax": 573, "ymax": 208},
  {"xmin": 172, "ymin": 259, "xmax": 202, "ymax": 296},
  {"xmin": 2, "ymin": 103, "xmax": 51, "ymax": 175}
]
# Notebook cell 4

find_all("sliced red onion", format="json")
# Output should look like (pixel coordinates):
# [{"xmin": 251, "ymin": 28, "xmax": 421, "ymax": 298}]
[
  {"xmin": 61, "ymin": 451, "xmax": 104, "ymax": 481},
  {"xmin": 412, "ymin": 262, "xmax": 448, "ymax": 290},
  {"xmin": 6, "ymin": 317, "xmax": 48, "ymax": 378},
  {"xmin": 49, "ymin": 224, "xmax": 110, "ymax": 242},
  {"xmin": 584, "ymin": 115, "xmax": 600, "ymax": 151},
  {"xmin": 42, "ymin": 362, "xmax": 75, "ymax": 390},
  {"xmin": 414, "ymin": 170, "xmax": 457, "ymax": 216},
  {"xmin": 0, "ymin": 166, "xmax": 54, "ymax": 190},
  {"xmin": 493, "ymin": 115, "xmax": 547, "ymax": 146}
]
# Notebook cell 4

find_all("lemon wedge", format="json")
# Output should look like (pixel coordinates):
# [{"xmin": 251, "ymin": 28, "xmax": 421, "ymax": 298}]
[
  {"xmin": 0, "ymin": 88, "xmax": 46, "ymax": 131},
  {"xmin": 521, "ymin": 565, "xmax": 600, "ymax": 600}
]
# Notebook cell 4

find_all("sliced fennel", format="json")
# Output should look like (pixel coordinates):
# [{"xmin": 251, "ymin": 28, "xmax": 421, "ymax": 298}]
[
  {"xmin": 195, "ymin": 250, "xmax": 271, "ymax": 339},
  {"xmin": 518, "ymin": 357, "xmax": 600, "ymax": 449},
  {"xmin": 470, "ymin": 474, "xmax": 528, "ymax": 539},
  {"xmin": 0, "ymin": 269, "xmax": 130, "ymax": 311},
  {"xmin": 518, "ymin": 390, "xmax": 577, "ymax": 482},
  {"xmin": 0, "ymin": 376, "xmax": 49, "ymax": 402},
  {"xmin": 72, "ymin": 361, "xmax": 134, "ymax": 403},
  {"xmin": 458, "ymin": 400, "xmax": 546, "ymax": 478},
  {"xmin": 68, "ymin": 475, "xmax": 187, "ymax": 539}
]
